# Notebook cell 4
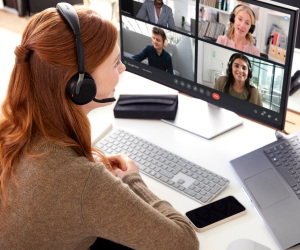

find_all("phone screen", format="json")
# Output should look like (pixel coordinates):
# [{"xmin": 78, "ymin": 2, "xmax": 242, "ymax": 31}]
[{"xmin": 186, "ymin": 196, "xmax": 245, "ymax": 228}]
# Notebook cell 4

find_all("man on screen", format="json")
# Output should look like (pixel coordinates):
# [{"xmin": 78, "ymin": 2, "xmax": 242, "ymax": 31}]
[
  {"xmin": 136, "ymin": 0, "xmax": 176, "ymax": 30},
  {"xmin": 130, "ymin": 27, "xmax": 174, "ymax": 74}
]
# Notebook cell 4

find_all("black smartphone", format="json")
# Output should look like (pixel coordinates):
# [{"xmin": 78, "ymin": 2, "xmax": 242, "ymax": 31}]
[{"xmin": 185, "ymin": 196, "xmax": 246, "ymax": 232}]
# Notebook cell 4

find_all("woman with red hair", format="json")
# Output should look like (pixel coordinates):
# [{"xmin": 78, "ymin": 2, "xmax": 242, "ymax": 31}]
[{"xmin": 0, "ymin": 5, "xmax": 199, "ymax": 250}]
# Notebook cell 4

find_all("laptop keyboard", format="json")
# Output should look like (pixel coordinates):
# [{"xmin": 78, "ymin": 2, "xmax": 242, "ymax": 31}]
[
  {"xmin": 264, "ymin": 136, "xmax": 300, "ymax": 198},
  {"xmin": 96, "ymin": 129, "xmax": 229, "ymax": 204}
]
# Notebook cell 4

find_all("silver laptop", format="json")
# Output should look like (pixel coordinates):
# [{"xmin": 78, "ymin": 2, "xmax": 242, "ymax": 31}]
[{"xmin": 231, "ymin": 131, "xmax": 300, "ymax": 250}]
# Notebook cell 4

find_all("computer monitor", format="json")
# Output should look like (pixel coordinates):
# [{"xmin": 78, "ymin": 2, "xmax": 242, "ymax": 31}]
[{"xmin": 119, "ymin": 0, "xmax": 299, "ymax": 136}]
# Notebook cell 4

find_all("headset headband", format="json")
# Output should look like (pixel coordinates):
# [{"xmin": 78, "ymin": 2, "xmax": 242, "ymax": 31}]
[
  {"xmin": 232, "ymin": 4, "xmax": 256, "ymax": 23},
  {"xmin": 56, "ymin": 2, "xmax": 85, "ymax": 94}
]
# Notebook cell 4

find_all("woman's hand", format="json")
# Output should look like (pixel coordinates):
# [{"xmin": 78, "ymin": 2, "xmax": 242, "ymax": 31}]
[{"xmin": 106, "ymin": 153, "xmax": 139, "ymax": 179}]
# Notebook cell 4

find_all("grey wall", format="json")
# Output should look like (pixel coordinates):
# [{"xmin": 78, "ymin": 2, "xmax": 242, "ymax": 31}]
[{"xmin": 175, "ymin": 36, "xmax": 194, "ymax": 81}]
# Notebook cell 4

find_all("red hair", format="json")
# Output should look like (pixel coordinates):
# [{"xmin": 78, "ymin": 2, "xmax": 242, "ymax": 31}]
[{"xmin": 0, "ymin": 6, "xmax": 117, "ymax": 210}]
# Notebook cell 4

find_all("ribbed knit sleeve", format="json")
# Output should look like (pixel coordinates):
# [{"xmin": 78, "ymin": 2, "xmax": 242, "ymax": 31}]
[{"xmin": 81, "ymin": 164, "xmax": 199, "ymax": 250}]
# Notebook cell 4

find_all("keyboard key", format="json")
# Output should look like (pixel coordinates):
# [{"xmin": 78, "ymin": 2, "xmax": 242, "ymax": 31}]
[
  {"xmin": 213, "ymin": 178, "xmax": 220, "ymax": 183},
  {"xmin": 172, "ymin": 165, "xmax": 182, "ymax": 175},
  {"xmin": 277, "ymin": 166, "xmax": 297, "ymax": 187},
  {"xmin": 204, "ymin": 186, "xmax": 211, "ymax": 192},
  {"xmin": 200, "ymin": 190, "xmax": 207, "ymax": 196},
  {"xmin": 218, "ymin": 180, "xmax": 225, "ymax": 186},
  {"xmin": 167, "ymin": 167, "xmax": 173, "ymax": 172},
  {"xmin": 186, "ymin": 171, "xmax": 193, "ymax": 177},
  {"xmin": 210, "ymin": 185, "xmax": 222, "ymax": 194},
  {"xmin": 204, "ymin": 193, "xmax": 213, "ymax": 200},
  {"xmin": 193, "ymin": 180, "xmax": 200, "ymax": 186},
  {"xmin": 155, "ymin": 173, "xmax": 161, "ymax": 179},
  {"xmin": 192, "ymin": 174, "xmax": 199, "ymax": 179},
  {"xmin": 173, "ymin": 183, "xmax": 180, "ymax": 188},
  {"xmin": 160, "ymin": 169, "xmax": 174, "ymax": 179},
  {"xmin": 188, "ymin": 185, "xmax": 196, "ymax": 190},
  {"xmin": 178, "ymin": 179, "xmax": 185, "ymax": 184},
  {"xmin": 196, "ymin": 170, "xmax": 203, "ymax": 175},
  {"xmin": 169, "ymin": 162, "xmax": 176, "ymax": 168},
  {"xmin": 195, "ymin": 194, "xmax": 202, "ymax": 200},
  {"xmin": 209, "ymin": 182, "xmax": 216, "ymax": 187},
  {"xmin": 203, "ymin": 179, "xmax": 210, "ymax": 185},
  {"xmin": 197, "ymin": 176, "xmax": 204, "ymax": 182},
  {"xmin": 178, "ymin": 185, "xmax": 185, "ymax": 191},
  {"xmin": 200, "ymin": 196, "xmax": 210, "ymax": 203},
  {"xmin": 207, "ymin": 175, "xmax": 214, "ymax": 181},
  {"xmin": 178, "ymin": 161, "xmax": 187, "ymax": 167},
  {"xmin": 202, "ymin": 173, "xmax": 209, "ymax": 178},
  {"xmin": 184, "ymin": 189, "xmax": 196, "ymax": 197},
  {"xmin": 194, "ymin": 187, "xmax": 201, "ymax": 193},
  {"xmin": 167, "ymin": 180, "xmax": 175, "ymax": 186},
  {"xmin": 180, "ymin": 169, "xmax": 187, "ymax": 174},
  {"xmin": 160, "ymin": 176, "xmax": 169, "ymax": 183}
]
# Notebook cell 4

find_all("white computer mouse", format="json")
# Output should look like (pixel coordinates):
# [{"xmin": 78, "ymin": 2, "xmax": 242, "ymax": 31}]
[{"xmin": 226, "ymin": 239, "xmax": 271, "ymax": 250}]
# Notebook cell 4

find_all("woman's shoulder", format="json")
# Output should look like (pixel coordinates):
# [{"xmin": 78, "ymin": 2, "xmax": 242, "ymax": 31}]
[
  {"xmin": 214, "ymin": 75, "xmax": 228, "ymax": 90},
  {"xmin": 217, "ymin": 75, "xmax": 228, "ymax": 84},
  {"xmin": 250, "ymin": 86, "xmax": 259, "ymax": 94},
  {"xmin": 216, "ymin": 35, "xmax": 227, "ymax": 43},
  {"xmin": 246, "ymin": 43, "xmax": 260, "ymax": 57}
]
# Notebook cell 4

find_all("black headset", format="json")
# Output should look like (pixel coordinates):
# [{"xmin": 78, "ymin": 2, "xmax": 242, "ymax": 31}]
[
  {"xmin": 229, "ymin": 4, "xmax": 256, "ymax": 34},
  {"xmin": 227, "ymin": 53, "xmax": 252, "ymax": 79},
  {"xmin": 56, "ymin": 2, "xmax": 116, "ymax": 105}
]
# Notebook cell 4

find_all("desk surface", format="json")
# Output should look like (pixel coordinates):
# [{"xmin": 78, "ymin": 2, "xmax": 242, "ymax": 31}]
[{"xmin": 88, "ymin": 71, "xmax": 280, "ymax": 250}]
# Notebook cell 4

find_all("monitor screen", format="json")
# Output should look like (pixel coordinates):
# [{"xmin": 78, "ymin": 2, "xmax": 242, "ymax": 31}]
[{"xmin": 119, "ymin": 0, "xmax": 299, "ymax": 130}]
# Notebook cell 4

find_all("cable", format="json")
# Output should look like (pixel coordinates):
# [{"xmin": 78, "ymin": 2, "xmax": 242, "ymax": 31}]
[{"xmin": 275, "ymin": 129, "xmax": 288, "ymax": 140}]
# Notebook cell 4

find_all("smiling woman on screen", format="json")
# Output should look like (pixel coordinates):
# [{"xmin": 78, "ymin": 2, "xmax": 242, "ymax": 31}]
[
  {"xmin": 214, "ymin": 53, "xmax": 262, "ymax": 106},
  {"xmin": 217, "ymin": 4, "xmax": 260, "ymax": 57}
]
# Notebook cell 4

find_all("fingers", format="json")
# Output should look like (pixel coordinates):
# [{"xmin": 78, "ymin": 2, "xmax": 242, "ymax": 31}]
[{"xmin": 106, "ymin": 153, "xmax": 132, "ymax": 171}]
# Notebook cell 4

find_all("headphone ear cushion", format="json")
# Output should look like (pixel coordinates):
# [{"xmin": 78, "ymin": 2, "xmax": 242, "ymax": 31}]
[
  {"xmin": 249, "ymin": 25, "xmax": 255, "ymax": 34},
  {"xmin": 248, "ymin": 70, "xmax": 252, "ymax": 79},
  {"xmin": 227, "ymin": 62, "xmax": 231, "ymax": 75},
  {"xmin": 229, "ymin": 13, "xmax": 235, "ymax": 24},
  {"xmin": 66, "ymin": 73, "xmax": 97, "ymax": 105}
]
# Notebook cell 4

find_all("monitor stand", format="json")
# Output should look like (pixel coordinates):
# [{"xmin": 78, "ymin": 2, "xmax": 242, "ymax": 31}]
[{"xmin": 162, "ymin": 94, "xmax": 243, "ymax": 140}]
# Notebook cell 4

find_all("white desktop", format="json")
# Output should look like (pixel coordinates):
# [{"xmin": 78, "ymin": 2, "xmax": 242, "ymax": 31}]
[{"xmin": 88, "ymin": 71, "xmax": 281, "ymax": 250}]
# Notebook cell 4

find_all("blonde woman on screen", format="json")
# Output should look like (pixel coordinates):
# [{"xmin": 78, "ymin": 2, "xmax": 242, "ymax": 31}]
[{"xmin": 217, "ymin": 4, "xmax": 260, "ymax": 57}]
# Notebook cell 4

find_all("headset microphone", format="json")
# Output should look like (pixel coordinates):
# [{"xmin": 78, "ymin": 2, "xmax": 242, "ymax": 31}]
[{"xmin": 93, "ymin": 97, "xmax": 116, "ymax": 103}]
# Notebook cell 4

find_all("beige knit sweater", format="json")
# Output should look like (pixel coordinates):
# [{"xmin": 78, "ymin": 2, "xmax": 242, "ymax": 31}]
[{"xmin": 0, "ymin": 136, "xmax": 199, "ymax": 250}]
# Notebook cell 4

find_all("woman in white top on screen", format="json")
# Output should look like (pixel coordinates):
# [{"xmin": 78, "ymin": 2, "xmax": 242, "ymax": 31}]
[{"xmin": 216, "ymin": 4, "xmax": 260, "ymax": 57}]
